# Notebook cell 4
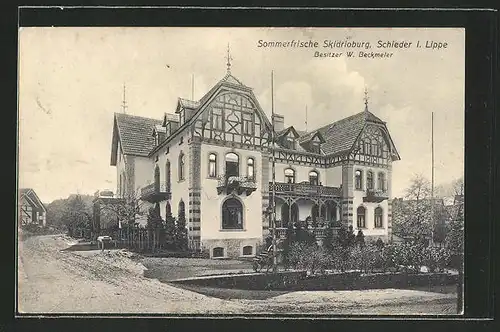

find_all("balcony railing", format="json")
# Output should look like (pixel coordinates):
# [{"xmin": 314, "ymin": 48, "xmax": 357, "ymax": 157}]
[
  {"xmin": 274, "ymin": 226, "xmax": 341, "ymax": 240},
  {"xmin": 363, "ymin": 188, "xmax": 389, "ymax": 203},
  {"xmin": 216, "ymin": 175, "xmax": 257, "ymax": 195},
  {"xmin": 269, "ymin": 182, "xmax": 342, "ymax": 197},
  {"xmin": 140, "ymin": 181, "xmax": 171, "ymax": 202}
]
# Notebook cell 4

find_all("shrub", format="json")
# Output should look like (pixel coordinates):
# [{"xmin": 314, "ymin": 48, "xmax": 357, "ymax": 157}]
[
  {"xmin": 329, "ymin": 245, "xmax": 351, "ymax": 272},
  {"xmin": 424, "ymin": 246, "xmax": 452, "ymax": 273},
  {"xmin": 288, "ymin": 242, "xmax": 329, "ymax": 275},
  {"xmin": 387, "ymin": 241, "xmax": 426, "ymax": 273}
]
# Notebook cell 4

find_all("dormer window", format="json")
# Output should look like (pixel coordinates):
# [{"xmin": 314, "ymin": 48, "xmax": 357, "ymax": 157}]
[
  {"xmin": 285, "ymin": 136, "xmax": 296, "ymax": 150},
  {"xmin": 311, "ymin": 141, "xmax": 321, "ymax": 154}
]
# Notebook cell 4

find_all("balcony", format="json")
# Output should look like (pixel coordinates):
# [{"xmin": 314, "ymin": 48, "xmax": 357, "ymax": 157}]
[
  {"xmin": 216, "ymin": 175, "xmax": 257, "ymax": 196},
  {"xmin": 269, "ymin": 182, "xmax": 342, "ymax": 197},
  {"xmin": 140, "ymin": 181, "xmax": 171, "ymax": 202},
  {"xmin": 363, "ymin": 188, "xmax": 389, "ymax": 203},
  {"xmin": 274, "ymin": 226, "xmax": 341, "ymax": 240}
]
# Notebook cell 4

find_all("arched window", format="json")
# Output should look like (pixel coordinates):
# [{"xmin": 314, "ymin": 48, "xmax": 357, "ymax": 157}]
[
  {"xmin": 178, "ymin": 200, "xmax": 185, "ymax": 224},
  {"xmin": 165, "ymin": 201, "xmax": 171, "ymax": 218},
  {"xmin": 247, "ymin": 158, "xmax": 255, "ymax": 180},
  {"xmin": 309, "ymin": 170, "xmax": 319, "ymax": 185},
  {"xmin": 367, "ymin": 171, "xmax": 374, "ymax": 190},
  {"xmin": 284, "ymin": 168, "xmax": 295, "ymax": 183},
  {"xmin": 154, "ymin": 165, "xmax": 160, "ymax": 191},
  {"xmin": 121, "ymin": 171, "xmax": 126, "ymax": 196},
  {"xmin": 355, "ymin": 170, "xmax": 363, "ymax": 190},
  {"xmin": 375, "ymin": 207, "xmax": 383, "ymax": 228},
  {"xmin": 165, "ymin": 160, "xmax": 171, "ymax": 188},
  {"xmin": 378, "ymin": 172, "xmax": 386, "ymax": 192},
  {"xmin": 225, "ymin": 152, "xmax": 239, "ymax": 178},
  {"xmin": 222, "ymin": 198, "xmax": 243, "ymax": 229},
  {"xmin": 213, "ymin": 247, "xmax": 224, "ymax": 258},
  {"xmin": 208, "ymin": 153, "xmax": 217, "ymax": 178},
  {"xmin": 357, "ymin": 206, "xmax": 366, "ymax": 228},
  {"xmin": 178, "ymin": 152, "xmax": 185, "ymax": 181},
  {"xmin": 118, "ymin": 174, "xmax": 122, "ymax": 196},
  {"xmin": 242, "ymin": 245, "xmax": 253, "ymax": 256}
]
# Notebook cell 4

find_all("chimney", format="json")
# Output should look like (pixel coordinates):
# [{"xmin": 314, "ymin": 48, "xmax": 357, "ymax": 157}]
[{"xmin": 272, "ymin": 113, "xmax": 284, "ymax": 132}]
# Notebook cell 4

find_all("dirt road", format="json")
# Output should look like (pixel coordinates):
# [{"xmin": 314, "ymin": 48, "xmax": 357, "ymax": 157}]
[
  {"xmin": 17, "ymin": 235, "xmax": 458, "ymax": 315},
  {"xmin": 17, "ymin": 235, "xmax": 242, "ymax": 314}
]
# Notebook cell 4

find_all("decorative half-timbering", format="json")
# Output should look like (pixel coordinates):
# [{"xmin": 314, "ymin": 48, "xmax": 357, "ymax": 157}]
[
  {"xmin": 192, "ymin": 92, "xmax": 271, "ymax": 149},
  {"xmin": 350, "ymin": 124, "xmax": 394, "ymax": 167}
]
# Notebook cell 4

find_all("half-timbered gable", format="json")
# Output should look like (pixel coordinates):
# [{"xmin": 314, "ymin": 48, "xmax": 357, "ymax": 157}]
[
  {"xmin": 350, "ymin": 121, "xmax": 400, "ymax": 168},
  {"xmin": 190, "ymin": 73, "xmax": 273, "ymax": 150}
]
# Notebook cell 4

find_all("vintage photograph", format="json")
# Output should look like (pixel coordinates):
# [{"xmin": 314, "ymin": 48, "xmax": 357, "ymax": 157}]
[{"xmin": 17, "ymin": 27, "xmax": 464, "ymax": 315}]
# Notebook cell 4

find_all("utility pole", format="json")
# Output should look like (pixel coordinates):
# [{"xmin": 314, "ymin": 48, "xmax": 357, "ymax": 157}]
[
  {"xmin": 430, "ymin": 112, "xmax": 435, "ymax": 246},
  {"xmin": 270, "ymin": 70, "xmax": 277, "ymax": 273}
]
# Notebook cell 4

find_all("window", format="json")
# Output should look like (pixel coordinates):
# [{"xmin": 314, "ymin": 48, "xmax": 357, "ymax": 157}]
[
  {"xmin": 154, "ymin": 165, "xmax": 160, "ymax": 191},
  {"xmin": 165, "ymin": 202, "xmax": 171, "ymax": 217},
  {"xmin": 378, "ymin": 172, "xmax": 386, "ymax": 191},
  {"xmin": 357, "ymin": 206, "xmax": 366, "ymax": 228},
  {"xmin": 213, "ymin": 247, "xmax": 224, "ymax": 258},
  {"xmin": 311, "ymin": 142, "xmax": 321, "ymax": 154},
  {"xmin": 367, "ymin": 171, "xmax": 374, "ymax": 190},
  {"xmin": 242, "ymin": 246, "xmax": 253, "ymax": 256},
  {"xmin": 284, "ymin": 168, "xmax": 295, "ymax": 183},
  {"xmin": 178, "ymin": 152, "xmax": 185, "ymax": 181},
  {"xmin": 118, "ymin": 174, "xmax": 122, "ymax": 196},
  {"xmin": 225, "ymin": 153, "xmax": 239, "ymax": 178},
  {"xmin": 165, "ymin": 160, "xmax": 171, "ymax": 188},
  {"xmin": 375, "ymin": 207, "xmax": 383, "ymax": 228},
  {"xmin": 208, "ymin": 153, "xmax": 217, "ymax": 178},
  {"xmin": 285, "ymin": 136, "xmax": 296, "ymax": 149},
  {"xmin": 309, "ymin": 170, "xmax": 319, "ymax": 185},
  {"xmin": 242, "ymin": 113, "xmax": 253, "ymax": 135},
  {"xmin": 154, "ymin": 132, "xmax": 159, "ymax": 146},
  {"xmin": 222, "ymin": 198, "xmax": 243, "ymax": 229},
  {"xmin": 212, "ymin": 108, "xmax": 223, "ymax": 130},
  {"xmin": 355, "ymin": 170, "xmax": 363, "ymax": 190},
  {"xmin": 247, "ymin": 158, "xmax": 255, "ymax": 180}
]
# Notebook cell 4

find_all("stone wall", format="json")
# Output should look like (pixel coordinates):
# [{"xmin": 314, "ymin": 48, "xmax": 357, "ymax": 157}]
[{"xmin": 203, "ymin": 237, "xmax": 262, "ymax": 258}]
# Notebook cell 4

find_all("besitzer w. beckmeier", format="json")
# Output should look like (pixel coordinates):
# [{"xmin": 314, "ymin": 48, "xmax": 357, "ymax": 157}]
[{"xmin": 104, "ymin": 55, "xmax": 400, "ymax": 260}]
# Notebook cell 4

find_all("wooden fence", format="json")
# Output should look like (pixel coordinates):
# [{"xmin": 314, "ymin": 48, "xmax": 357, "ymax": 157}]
[{"xmin": 98, "ymin": 227, "xmax": 166, "ymax": 252}]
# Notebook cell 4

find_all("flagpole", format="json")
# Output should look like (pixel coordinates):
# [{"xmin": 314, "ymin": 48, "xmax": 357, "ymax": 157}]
[
  {"xmin": 271, "ymin": 70, "xmax": 277, "ymax": 273},
  {"xmin": 430, "ymin": 112, "xmax": 434, "ymax": 246}
]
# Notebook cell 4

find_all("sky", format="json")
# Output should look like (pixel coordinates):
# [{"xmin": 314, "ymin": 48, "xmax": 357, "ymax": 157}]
[{"xmin": 18, "ymin": 27, "xmax": 465, "ymax": 203}]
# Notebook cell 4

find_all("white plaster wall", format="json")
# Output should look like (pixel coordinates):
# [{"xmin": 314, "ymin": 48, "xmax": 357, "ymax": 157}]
[
  {"xmin": 134, "ymin": 156, "xmax": 155, "ymax": 194},
  {"xmin": 154, "ymin": 133, "xmax": 190, "ymax": 220},
  {"xmin": 351, "ymin": 164, "xmax": 391, "ymax": 237},
  {"xmin": 324, "ymin": 165, "xmax": 343, "ymax": 187},
  {"xmin": 199, "ymin": 144, "xmax": 263, "ymax": 241}
]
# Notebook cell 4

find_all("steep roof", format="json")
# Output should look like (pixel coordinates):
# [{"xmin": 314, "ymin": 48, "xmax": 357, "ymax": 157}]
[
  {"xmin": 111, "ymin": 113, "xmax": 162, "ymax": 165},
  {"xmin": 19, "ymin": 188, "xmax": 46, "ymax": 212},
  {"xmin": 316, "ymin": 111, "xmax": 386, "ymax": 155}
]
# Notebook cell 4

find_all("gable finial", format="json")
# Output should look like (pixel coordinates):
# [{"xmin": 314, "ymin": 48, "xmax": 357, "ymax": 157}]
[
  {"xmin": 363, "ymin": 86, "xmax": 369, "ymax": 112},
  {"xmin": 121, "ymin": 82, "xmax": 128, "ymax": 114},
  {"xmin": 225, "ymin": 43, "xmax": 233, "ymax": 73}
]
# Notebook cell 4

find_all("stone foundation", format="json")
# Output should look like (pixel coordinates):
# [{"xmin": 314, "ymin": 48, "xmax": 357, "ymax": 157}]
[{"xmin": 202, "ymin": 238, "xmax": 262, "ymax": 259}]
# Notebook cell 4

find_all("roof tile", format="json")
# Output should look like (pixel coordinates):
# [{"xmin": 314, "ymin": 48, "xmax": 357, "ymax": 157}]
[{"xmin": 115, "ymin": 113, "xmax": 162, "ymax": 156}]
